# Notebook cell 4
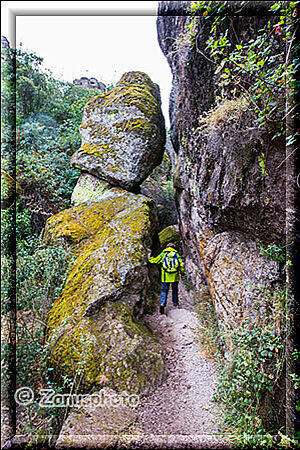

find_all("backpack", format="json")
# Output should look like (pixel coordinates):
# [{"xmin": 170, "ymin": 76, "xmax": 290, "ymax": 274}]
[{"xmin": 162, "ymin": 251, "xmax": 180, "ymax": 273}]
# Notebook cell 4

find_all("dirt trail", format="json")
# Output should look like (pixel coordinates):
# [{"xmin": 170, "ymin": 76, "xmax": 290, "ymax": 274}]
[{"xmin": 131, "ymin": 284, "xmax": 231, "ymax": 449}]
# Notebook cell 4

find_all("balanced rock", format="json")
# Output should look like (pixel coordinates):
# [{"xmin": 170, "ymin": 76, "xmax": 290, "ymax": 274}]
[
  {"xmin": 71, "ymin": 71, "xmax": 166, "ymax": 191},
  {"xmin": 44, "ymin": 190, "xmax": 164, "ymax": 394}
]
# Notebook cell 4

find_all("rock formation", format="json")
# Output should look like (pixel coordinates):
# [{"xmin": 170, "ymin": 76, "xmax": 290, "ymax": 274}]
[
  {"xmin": 71, "ymin": 71, "xmax": 166, "ymax": 191},
  {"xmin": 44, "ymin": 71, "xmax": 165, "ymax": 396},
  {"xmin": 73, "ymin": 76, "xmax": 106, "ymax": 91},
  {"xmin": 1, "ymin": 36, "xmax": 10, "ymax": 49},
  {"xmin": 157, "ymin": 2, "xmax": 286, "ymax": 345}
]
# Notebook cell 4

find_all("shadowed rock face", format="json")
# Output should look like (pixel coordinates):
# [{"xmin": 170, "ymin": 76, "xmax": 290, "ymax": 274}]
[
  {"xmin": 157, "ymin": 2, "xmax": 286, "ymax": 337},
  {"xmin": 71, "ymin": 71, "xmax": 166, "ymax": 191}
]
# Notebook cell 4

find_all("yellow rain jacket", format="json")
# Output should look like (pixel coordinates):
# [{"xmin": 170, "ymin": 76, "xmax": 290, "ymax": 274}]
[{"xmin": 148, "ymin": 247, "xmax": 186, "ymax": 283}]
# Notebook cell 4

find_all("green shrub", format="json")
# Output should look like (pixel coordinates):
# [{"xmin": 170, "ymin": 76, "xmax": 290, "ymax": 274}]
[
  {"xmin": 257, "ymin": 238, "xmax": 286, "ymax": 263},
  {"xmin": 17, "ymin": 114, "xmax": 80, "ymax": 209},
  {"xmin": 215, "ymin": 318, "xmax": 286, "ymax": 447}
]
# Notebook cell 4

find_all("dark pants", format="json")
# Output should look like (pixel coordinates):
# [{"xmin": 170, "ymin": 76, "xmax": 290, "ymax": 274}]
[{"xmin": 159, "ymin": 282, "xmax": 179, "ymax": 306}]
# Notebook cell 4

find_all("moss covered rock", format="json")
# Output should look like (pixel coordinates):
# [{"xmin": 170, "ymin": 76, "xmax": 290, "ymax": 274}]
[
  {"xmin": 44, "ymin": 191, "xmax": 164, "ymax": 394},
  {"xmin": 71, "ymin": 71, "xmax": 166, "ymax": 191},
  {"xmin": 159, "ymin": 224, "xmax": 181, "ymax": 249},
  {"xmin": 1, "ymin": 169, "xmax": 23, "ymax": 209},
  {"xmin": 46, "ymin": 301, "xmax": 163, "ymax": 395}
]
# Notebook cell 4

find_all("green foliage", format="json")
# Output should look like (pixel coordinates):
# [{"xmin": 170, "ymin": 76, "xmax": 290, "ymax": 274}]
[
  {"xmin": 16, "ymin": 114, "xmax": 80, "ymax": 209},
  {"xmin": 187, "ymin": 1, "xmax": 298, "ymax": 141},
  {"xmin": 1, "ymin": 235, "xmax": 73, "ymax": 439},
  {"xmin": 1, "ymin": 46, "xmax": 112, "ymax": 236},
  {"xmin": 1, "ymin": 44, "xmax": 113, "ymax": 440},
  {"xmin": 2, "ymin": 234, "xmax": 73, "ymax": 378},
  {"xmin": 13, "ymin": 48, "xmax": 107, "ymax": 218},
  {"xmin": 15, "ymin": 49, "xmax": 105, "ymax": 126},
  {"xmin": 258, "ymin": 152, "xmax": 269, "ymax": 177},
  {"xmin": 215, "ymin": 320, "xmax": 285, "ymax": 447},
  {"xmin": 57, "ymin": 83, "xmax": 102, "ymax": 155},
  {"xmin": 211, "ymin": 283, "xmax": 291, "ymax": 447},
  {"xmin": 257, "ymin": 238, "xmax": 286, "ymax": 262}
]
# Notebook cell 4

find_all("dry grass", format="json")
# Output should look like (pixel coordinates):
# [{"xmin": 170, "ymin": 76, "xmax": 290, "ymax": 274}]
[
  {"xmin": 194, "ymin": 288, "xmax": 220, "ymax": 360},
  {"xmin": 198, "ymin": 96, "xmax": 250, "ymax": 135}
]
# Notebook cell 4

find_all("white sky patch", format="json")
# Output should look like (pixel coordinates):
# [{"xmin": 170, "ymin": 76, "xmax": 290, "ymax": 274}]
[{"xmin": 2, "ymin": 2, "xmax": 172, "ymax": 126}]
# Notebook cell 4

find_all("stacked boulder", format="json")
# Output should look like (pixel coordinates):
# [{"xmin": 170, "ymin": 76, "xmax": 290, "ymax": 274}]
[
  {"xmin": 44, "ymin": 71, "xmax": 166, "ymax": 397},
  {"xmin": 71, "ymin": 71, "xmax": 165, "ymax": 192}
]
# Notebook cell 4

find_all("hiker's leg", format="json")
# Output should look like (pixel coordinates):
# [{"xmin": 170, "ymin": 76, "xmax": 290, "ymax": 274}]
[
  {"xmin": 172, "ymin": 281, "xmax": 179, "ymax": 305},
  {"xmin": 160, "ymin": 282, "xmax": 169, "ymax": 306}
]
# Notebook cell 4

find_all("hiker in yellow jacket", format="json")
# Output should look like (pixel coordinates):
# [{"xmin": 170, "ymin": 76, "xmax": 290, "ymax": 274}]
[{"xmin": 148, "ymin": 242, "xmax": 186, "ymax": 314}]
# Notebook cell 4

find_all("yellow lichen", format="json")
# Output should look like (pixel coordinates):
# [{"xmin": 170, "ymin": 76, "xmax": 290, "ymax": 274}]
[
  {"xmin": 44, "ymin": 194, "xmax": 160, "ymax": 393},
  {"xmin": 84, "ymin": 72, "xmax": 161, "ymax": 119},
  {"xmin": 77, "ymin": 143, "xmax": 116, "ymax": 158},
  {"xmin": 47, "ymin": 301, "xmax": 161, "ymax": 393},
  {"xmin": 113, "ymin": 118, "xmax": 157, "ymax": 135}
]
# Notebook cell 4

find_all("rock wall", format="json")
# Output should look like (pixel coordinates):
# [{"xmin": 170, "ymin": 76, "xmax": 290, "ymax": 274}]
[{"xmin": 157, "ymin": 2, "xmax": 286, "ymax": 344}]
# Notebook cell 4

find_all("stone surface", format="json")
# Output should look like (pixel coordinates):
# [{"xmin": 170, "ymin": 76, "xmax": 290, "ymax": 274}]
[
  {"xmin": 71, "ymin": 71, "xmax": 166, "ymax": 191},
  {"xmin": 71, "ymin": 172, "xmax": 123, "ymax": 206},
  {"xmin": 44, "ymin": 191, "xmax": 164, "ymax": 395},
  {"xmin": 157, "ymin": 2, "xmax": 286, "ymax": 338},
  {"xmin": 55, "ymin": 388, "xmax": 138, "ymax": 449},
  {"xmin": 201, "ymin": 231, "xmax": 281, "ymax": 341},
  {"xmin": 158, "ymin": 224, "xmax": 181, "ymax": 249},
  {"xmin": 140, "ymin": 136, "xmax": 178, "ymax": 230},
  {"xmin": 73, "ymin": 76, "xmax": 106, "ymax": 91}
]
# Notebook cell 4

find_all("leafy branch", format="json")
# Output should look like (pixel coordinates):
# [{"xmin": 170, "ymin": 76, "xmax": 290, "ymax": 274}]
[{"xmin": 188, "ymin": 1, "xmax": 299, "ymax": 135}]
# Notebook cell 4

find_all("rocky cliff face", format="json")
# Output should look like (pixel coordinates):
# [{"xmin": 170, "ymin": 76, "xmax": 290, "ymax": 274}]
[
  {"xmin": 157, "ymin": 2, "xmax": 286, "ymax": 345},
  {"xmin": 44, "ymin": 71, "xmax": 165, "ymax": 395}
]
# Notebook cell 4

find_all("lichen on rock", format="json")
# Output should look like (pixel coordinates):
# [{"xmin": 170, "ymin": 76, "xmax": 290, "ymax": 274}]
[
  {"xmin": 157, "ymin": 4, "xmax": 287, "ymax": 351},
  {"xmin": 71, "ymin": 71, "xmax": 166, "ymax": 191},
  {"xmin": 159, "ymin": 224, "xmax": 181, "ymax": 249},
  {"xmin": 44, "ymin": 191, "xmax": 164, "ymax": 395},
  {"xmin": 71, "ymin": 172, "xmax": 124, "ymax": 206},
  {"xmin": 199, "ymin": 231, "xmax": 282, "ymax": 349}
]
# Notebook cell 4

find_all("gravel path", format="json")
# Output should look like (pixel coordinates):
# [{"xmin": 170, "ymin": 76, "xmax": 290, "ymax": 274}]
[{"xmin": 132, "ymin": 286, "xmax": 231, "ymax": 449}]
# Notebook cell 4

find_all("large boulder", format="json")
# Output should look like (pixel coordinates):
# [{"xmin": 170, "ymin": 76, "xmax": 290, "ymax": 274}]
[
  {"xmin": 71, "ymin": 172, "xmax": 124, "ymax": 206},
  {"xmin": 158, "ymin": 224, "xmax": 181, "ymax": 250},
  {"xmin": 44, "ymin": 190, "xmax": 164, "ymax": 395},
  {"xmin": 200, "ymin": 231, "xmax": 282, "ymax": 345},
  {"xmin": 71, "ymin": 71, "xmax": 166, "ymax": 191}
]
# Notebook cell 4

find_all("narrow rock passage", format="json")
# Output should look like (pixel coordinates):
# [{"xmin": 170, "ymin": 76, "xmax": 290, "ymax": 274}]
[
  {"xmin": 131, "ymin": 286, "xmax": 230, "ymax": 449},
  {"xmin": 54, "ymin": 284, "xmax": 231, "ymax": 449}
]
